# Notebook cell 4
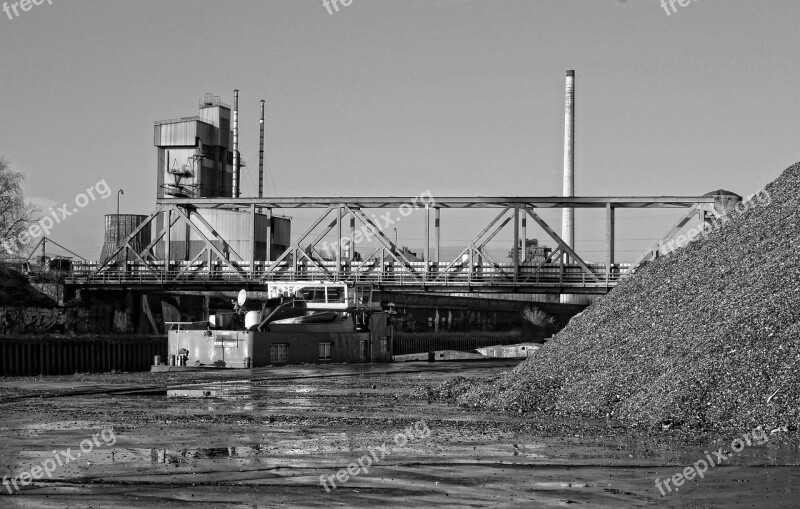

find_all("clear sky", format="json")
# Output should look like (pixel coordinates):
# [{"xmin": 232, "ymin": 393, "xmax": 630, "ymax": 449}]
[{"xmin": 1, "ymin": 0, "xmax": 798, "ymax": 262}]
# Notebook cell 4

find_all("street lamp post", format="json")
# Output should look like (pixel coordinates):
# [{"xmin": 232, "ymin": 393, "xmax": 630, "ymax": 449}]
[{"xmin": 116, "ymin": 189, "xmax": 124, "ymax": 248}]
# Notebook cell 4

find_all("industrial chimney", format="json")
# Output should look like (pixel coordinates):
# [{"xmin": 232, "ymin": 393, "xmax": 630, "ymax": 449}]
[
  {"xmin": 232, "ymin": 89, "xmax": 240, "ymax": 198},
  {"xmin": 562, "ymin": 70, "xmax": 575, "ymax": 259},
  {"xmin": 561, "ymin": 70, "xmax": 575, "ymax": 304},
  {"xmin": 259, "ymin": 99, "xmax": 265, "ymax": 199}
]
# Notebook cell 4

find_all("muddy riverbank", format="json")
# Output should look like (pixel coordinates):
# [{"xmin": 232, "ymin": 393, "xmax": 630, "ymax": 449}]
[{"xmin": 0, "ymin": 361, "xmax": 797, "ymax": 508}]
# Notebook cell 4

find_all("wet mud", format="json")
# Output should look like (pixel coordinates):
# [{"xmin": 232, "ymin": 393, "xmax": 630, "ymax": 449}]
[{"xmin": 0, "ymin": 361, "xmax": 797, "ymax": 508}]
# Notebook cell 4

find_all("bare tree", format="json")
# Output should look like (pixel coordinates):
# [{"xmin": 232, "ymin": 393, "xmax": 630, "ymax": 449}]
[{"xmin": 0, "ymin": 157, "xmax": 40, "ymax": 259}]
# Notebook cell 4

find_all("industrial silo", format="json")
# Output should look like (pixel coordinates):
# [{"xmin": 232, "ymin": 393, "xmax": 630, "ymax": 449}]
[{"xmin": 100, "ymin": 214, "xmax": 151, "ymax": 264}]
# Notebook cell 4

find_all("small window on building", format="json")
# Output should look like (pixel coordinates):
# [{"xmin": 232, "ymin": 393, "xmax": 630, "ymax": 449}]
[
  {"xmin": 270, "ymin": 344, "xmax": 289, "ymax": 364},
  {"xmin": 360, "ymin": 340, "xmax": 370, "ymax": 360},
  {"xmin": 380, "ymin": 337, "xmax": 388, "ymax": 353},
  {"xmin": 319, "ymin": 342, "xmax": 332, "ymax": 361}
]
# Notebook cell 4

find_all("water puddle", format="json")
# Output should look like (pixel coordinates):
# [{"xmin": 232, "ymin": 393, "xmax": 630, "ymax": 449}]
[
  {"xmin": 531, "ymin": 482, "xmax": 590, "ymax": 489},
  {"xmin": 166, "ymin": 381, "xmax": 254, "ymax": 400},
  {"xmin": 148, "ymin": 445, "xmax": 270, "ymax": 464}
]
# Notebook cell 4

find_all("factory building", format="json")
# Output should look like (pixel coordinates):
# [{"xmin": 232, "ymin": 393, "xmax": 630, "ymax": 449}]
[
  {"xmin": 102, "ymin": 93, "xmax": 290, "ymax": 264},
  {"xmin": 151, "ymin": 93, "xmax": 290, "ymax": 263},
  {"xmin": 154, "ymin": 94, "xmax": 233, "ymax": 199}
]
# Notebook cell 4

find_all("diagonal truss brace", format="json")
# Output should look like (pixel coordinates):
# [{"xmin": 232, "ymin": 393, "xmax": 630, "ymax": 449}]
[
  {"xmin": 138, "ymin": 211, "xmax": 180, "ymax": 261},
  {"xmin": 350, "ymin": 246, "xmax": 383, "ymax": 276},
  {"xmin": 170, "ymin": 207, "xmax": 246, "ymax": 278},
  {"xmin": 520, "ymin": 246, "xmax": 563, "ymax": 283},
  {"xmin": 347, "ymin": 206, "xmax": 423, "ymax": 282},
  {"xmin": 94, "ymin": 206, "xmax": 164, "ymax": 275},
  {"xmin": 188, "ymin": 209, "xmax": 245, "ymax": 262},
  {"xmin": 433, "ymin": 207, "xmax": 511, "ymax": 282},
  {"xmin": 171, "ymin": 247, "xmax": 209, "ymax": 282},
  {"xmin": 263, "ymin": 206, "xmax": 335, "ymax": 278},
  {"xmin": 624, "ymin": 204, "xmax": 700, "ymax": 275},
  {"xmin": 525, "ymin": 207, "xmax": 601, "ymax": 284}
]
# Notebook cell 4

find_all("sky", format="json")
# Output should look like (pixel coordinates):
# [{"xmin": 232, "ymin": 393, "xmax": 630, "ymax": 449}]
[{"xmin": 1, "ymin": 0, "xmax": 798, "ymax": 262}]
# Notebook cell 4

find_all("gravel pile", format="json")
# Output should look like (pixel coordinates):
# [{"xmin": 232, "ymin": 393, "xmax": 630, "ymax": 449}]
[{"xmin": 433, "ymin": 162, "xmax": 800, "ymax": 432}]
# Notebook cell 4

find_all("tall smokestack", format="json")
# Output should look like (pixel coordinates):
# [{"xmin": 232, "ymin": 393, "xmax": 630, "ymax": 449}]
[
  {"xmin": 259, "ymin": 99, "xmax": 265, "ymax": 199},
  {"xmin": 562, "ymin": 70, "xmax": 575, "ymax": 257},
  {"xmin": 561, "ymin": 70, "xmax": 575, "ymax": 305},
  {"xmin": 232, "ymin": 89, "xmax": 240, "ymax": 198}
]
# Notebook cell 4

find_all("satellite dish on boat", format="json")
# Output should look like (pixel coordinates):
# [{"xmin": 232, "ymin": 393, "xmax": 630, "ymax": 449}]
[{"xmin": 237, "ymin": 289, "xmax": 247, "ymax": 307}]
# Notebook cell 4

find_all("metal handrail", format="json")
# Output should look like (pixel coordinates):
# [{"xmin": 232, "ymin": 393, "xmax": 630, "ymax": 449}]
[{"xmin": 65, "ymin": 275, "xmax": 623, "ymax": 287}]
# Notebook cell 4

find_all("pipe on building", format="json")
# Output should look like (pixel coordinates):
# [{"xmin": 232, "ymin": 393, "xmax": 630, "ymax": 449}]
[{"xmin": 233, "ymin": 89, "xmax": 240, "ymax": 198}]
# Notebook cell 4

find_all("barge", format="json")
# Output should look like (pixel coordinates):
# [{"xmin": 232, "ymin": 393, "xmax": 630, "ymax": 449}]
[{"xmin": 155, "ymin": 282, "xmax": 393, "ymax": 370}]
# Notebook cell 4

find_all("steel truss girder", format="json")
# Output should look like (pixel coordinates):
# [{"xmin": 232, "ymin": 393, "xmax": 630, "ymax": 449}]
[
  {"xmin": 79, "ymin": 195, "xmax": 715, "ymax": 291},
  {"xmin": 157, "ymin": 196, "xmax": 718, "ymax": 209}
]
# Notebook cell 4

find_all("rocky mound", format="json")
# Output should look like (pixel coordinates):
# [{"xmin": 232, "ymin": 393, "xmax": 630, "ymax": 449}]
[
  {"xmin": 0, "ymin": 264, "xmax": 57, "ymax": 307},
  {"xmin": 433, "ymin": 162, "xmax": 800, "ymax": 432}
]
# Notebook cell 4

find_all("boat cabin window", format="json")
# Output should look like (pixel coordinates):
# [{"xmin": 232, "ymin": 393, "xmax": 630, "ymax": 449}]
[
  {"xmin": 297, "ymin": 286, "xmax": 344, "ymax": 304},
  {"xmin": 270, "ymin": 344, "xmax": 289, "ymax": 364},
  {"xmin": 267, "ymin": 283, "xmax": 358, "ymax": 310}
]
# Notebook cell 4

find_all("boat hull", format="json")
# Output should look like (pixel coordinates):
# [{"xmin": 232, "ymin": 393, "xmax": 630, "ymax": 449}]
[{"xmin": 166, "ymin": 312, "xmax": 392, "ymax": 367}]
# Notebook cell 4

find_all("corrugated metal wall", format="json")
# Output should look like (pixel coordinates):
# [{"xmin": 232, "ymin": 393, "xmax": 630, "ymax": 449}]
[
  {"xmin": 155, "ymin": 116, "xmax": 231, "ymax": 199},
  {"xmin": 155, "ymin": 121, "xmax": 196, "ymax": 147}
]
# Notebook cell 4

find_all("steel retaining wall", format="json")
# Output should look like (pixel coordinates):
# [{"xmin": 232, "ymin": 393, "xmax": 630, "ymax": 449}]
[
  {"xmin": 0, "ymin": 337, "xmax": 167, "ymax": 377},
  {"xmin": 2, "ymin": 335, "xmax": 531, "ymax": 375}
]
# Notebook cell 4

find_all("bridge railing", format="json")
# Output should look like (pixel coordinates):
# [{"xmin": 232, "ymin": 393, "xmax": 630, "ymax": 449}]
[{"xmin": 65, "ymin": 260, "xmax": 630, "ymax": 288}]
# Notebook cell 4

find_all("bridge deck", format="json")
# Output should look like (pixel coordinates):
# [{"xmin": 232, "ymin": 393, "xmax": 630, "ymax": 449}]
[
  {"xmin": 73, "ymin": 195, "xmax": 716, "ymax": 294},
  {"xmin": 65, "ymin": 260, "xmax": 630, "ymax": 294}
]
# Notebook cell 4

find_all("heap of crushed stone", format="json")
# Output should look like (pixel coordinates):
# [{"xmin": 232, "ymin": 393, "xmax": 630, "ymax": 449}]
[{"xmin": 432, "ymin": 162, "xmax": 800, "ymax": 433}]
